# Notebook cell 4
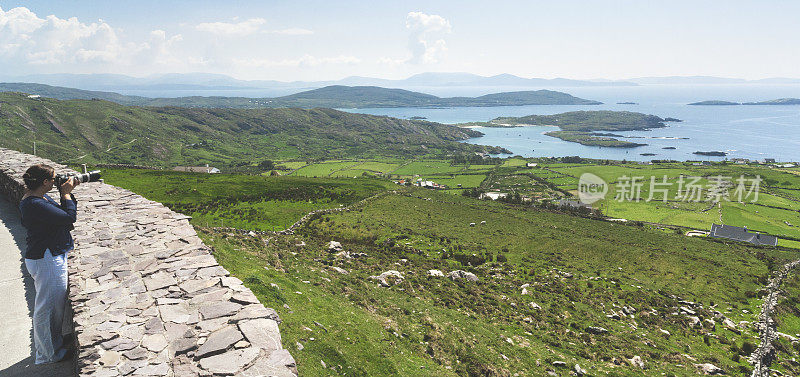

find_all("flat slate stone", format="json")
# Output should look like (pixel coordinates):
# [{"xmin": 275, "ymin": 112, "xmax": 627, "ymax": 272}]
[
  {"xmin": 231, "ymin": 291, "xmax": 261, "ymax": 305},
  {"xmin": 123, "ymin": 347, "xmax": 149, "ymax": 360},
  {"xmin": 132, "ymin": 362, "xmax": 169, "ymax": 376},
  {"xmin": 144, "ymin": 271, "xmax": 177, "ymax": 291},
  {"xmin": 158, "ymin": 304, "xmax": 191, "ymax": 323},
  {"xmin": 142, "ymin": 333, "xmax": 168, "ymax": 352},
  {"xmin": 241, "ymin": 356, "xmax": 298, "ymax": 377},
  {"xmin": 239, "ymin": 318, "xmax": 282, "ymax": 351},
  {"xmin": 199, "ymin": 301, "xmax": 241, "ymax": 320},
  {"xmin": 195, "ymin": 325, "xmax": 244, "ymax": 359},
  {"xmin": 267, "ymin": 349, "xmax": 297, "ymax": 375},
  {"xmin": 198, "ymin": 348, "xmax": 260, "ymax": 375}
]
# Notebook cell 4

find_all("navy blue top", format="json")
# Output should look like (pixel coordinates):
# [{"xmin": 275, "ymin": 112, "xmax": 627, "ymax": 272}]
[{"xmin": 19, "ymin": 194, "xmax": 77, "ymax": 260}]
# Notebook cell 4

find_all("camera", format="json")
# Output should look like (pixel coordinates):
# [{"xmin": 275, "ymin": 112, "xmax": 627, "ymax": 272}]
[{"xmin": 55, "ymin": 170, "xmax": 102, "ymax": 186}]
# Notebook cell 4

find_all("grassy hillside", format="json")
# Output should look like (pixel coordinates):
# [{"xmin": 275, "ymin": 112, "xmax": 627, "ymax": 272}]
[
  {"xmin": 0, "ymin": 82, "xmax": 148, "ymax": 104},
  {"xmin": 99, "ymin": 168, "xmax": 393, "ymax": 230},
  {"xmin": 100, "ymin": 165, "xmax": 800, "ymax": 376},
  {"xmin": 0, "ymin": 92, "xmax": 507, "ymax": 166}
]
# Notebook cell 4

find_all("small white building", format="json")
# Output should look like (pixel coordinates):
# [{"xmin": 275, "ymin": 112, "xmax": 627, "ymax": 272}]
[{"xmin": 480, "ymin": 192, "xmax": 508, "ymax": 200}]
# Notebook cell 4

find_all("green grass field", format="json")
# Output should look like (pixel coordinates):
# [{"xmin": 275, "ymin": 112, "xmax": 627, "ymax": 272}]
[
  {"xmin": 98, "ymin": 168, "xmax": 393, "ymax": 230},
  {"xmin": 196, "ymin": 188, "xmax": 799, "ymax": 376},
  {"xmin": 99, "ymin": 158, "xmax": 800, "ymax": 377}
]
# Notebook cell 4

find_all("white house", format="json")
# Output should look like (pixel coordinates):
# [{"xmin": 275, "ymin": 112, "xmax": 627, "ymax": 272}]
[{"xmin": 480, "ymin": 192, "xmax": 508, "ymax": 200}]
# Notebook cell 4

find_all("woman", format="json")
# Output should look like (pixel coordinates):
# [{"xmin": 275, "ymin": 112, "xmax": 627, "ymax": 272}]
[{"xmin": 19, "ymin": 164, "xmax": 79, "ymax": 364}]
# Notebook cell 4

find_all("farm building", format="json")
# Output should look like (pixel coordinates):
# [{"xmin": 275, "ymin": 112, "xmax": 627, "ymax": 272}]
[
  {"xmin": 555, "ymin": 199, "xmax": 592, "ymax": 210},
  {"xmin": 174, "ymin": 164, "xmax": 220, "ymax": 174},
  {"xmin": 413, "ymin": 180, "xmax": 446, "ymax": 189},
  {"xmin": 481, "ymin": 192, "xmax": 508, "ymax": 200},
  {"xmin": 709, "ymin": 224, "xmax": 777, "ymax": 246}
]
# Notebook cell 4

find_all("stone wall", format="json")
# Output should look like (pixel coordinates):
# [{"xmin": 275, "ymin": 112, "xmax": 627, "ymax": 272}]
[
  {"xmin": 0, "ymin": 148, "xmax": 297, "ymax": 377},
  {"xmin": 749, "ymin": 259, "xmax": 800, "ymax": 377}
]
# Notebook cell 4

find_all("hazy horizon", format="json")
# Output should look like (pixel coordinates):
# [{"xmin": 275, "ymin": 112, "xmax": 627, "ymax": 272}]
[{"xmin": 2, "ymin": 1, "xmax": 800, "ymax": 81}]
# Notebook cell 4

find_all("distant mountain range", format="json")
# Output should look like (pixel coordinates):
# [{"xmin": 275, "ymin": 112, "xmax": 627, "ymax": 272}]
[
  {"xmin": 0, "ymin": 72, "xmax": 637, "ymax": 93},
  {"xmin": 0, "ymin": 83, "xmax": 601, "ymax": 109},
  {"xmin": 3, "ymin": 73, "xmax": 800, "ymax": 96}
]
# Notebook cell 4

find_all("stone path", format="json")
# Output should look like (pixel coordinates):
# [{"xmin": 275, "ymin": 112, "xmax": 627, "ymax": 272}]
[{"xmin": 0, "ymin": 196, "xmax": 75, "ymax": 377}]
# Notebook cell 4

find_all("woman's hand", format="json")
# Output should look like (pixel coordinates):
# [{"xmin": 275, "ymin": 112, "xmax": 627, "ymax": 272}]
[{"xmin": 59, "ymin": 176, "xmax": 80, "ymax": 195}]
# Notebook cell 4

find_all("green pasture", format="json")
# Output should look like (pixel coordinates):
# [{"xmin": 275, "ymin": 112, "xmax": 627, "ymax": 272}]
[
  {"xmin": 392, "ymin": 161, "xmax": 466, "ymax": 176},
  {"xmin": 291, "ymin": 161, "xmax": 360, "ymax": 177},
  {"xmin": 424, "ymin": 174, "xmax": 487, "ymax": 188},
  {"xmin": 98, "ymin": 168, "xmax": 393, "ymax": 230}
]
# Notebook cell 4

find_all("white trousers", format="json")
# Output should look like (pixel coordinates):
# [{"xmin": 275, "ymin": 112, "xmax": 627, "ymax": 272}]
[{"xmin": 24, "ymin": 248, "xmax": 68, "ymax": 364}]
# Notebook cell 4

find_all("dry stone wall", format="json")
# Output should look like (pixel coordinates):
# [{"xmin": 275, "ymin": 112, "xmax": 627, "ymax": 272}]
[
  {"xmin": 0, "ymin": 148, "xmax": 297, "ymax": 377},
  {"xmin": 749, "ymin": 259, "xmax": 800, "ymax": 377}
]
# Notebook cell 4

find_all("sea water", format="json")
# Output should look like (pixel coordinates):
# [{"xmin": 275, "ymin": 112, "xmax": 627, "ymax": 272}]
[{"xmin": 341, "ymin": 84, "xmax": 800, "ymax": 162}]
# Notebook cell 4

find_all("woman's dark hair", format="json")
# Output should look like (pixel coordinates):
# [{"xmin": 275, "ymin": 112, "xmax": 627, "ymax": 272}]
[{"xmin": 23, "ymin": 164, "xmax": 54, "ymax": 190}]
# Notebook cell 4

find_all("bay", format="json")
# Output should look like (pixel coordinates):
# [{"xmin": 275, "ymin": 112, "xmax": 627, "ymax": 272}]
[{"xmin": 341, "ymin": 84, "xmax": 800, "ymax": 162}]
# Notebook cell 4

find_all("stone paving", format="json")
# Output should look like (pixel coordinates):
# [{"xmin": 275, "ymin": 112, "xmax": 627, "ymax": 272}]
[{"xmin": 0, "ymin": 148, "xmax": 297, "ymax": 377}]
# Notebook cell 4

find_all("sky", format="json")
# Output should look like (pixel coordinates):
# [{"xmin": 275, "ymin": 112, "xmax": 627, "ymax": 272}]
[{"xmin": 1, "ymin": 1, "xmax": 799, "ymax": 81}]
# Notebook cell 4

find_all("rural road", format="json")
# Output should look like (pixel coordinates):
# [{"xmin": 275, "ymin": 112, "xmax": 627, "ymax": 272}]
[{"xmin": 0, "ymin": 196, "xmax": 74, "ymax": 377}]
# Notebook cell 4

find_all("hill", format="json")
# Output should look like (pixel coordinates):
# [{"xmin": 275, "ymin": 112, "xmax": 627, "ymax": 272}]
[
  {"xmin": 269, "ymin": 85, "xmax": 440, "ymax": 108},
  {"xmin": 688, "ymin": 100, "xmax": 741, "ymax": 106},
  {"xmin": 273, "ymin": 87, "xmax": 602, "ymax": 108},
  {"xmin": 0, "ymin": 83, "xmax": 602, "ymax": 109},
  {"xmin": 0, "ymin": 92, "xmax": 507, "ymax": 166},
  {"xmin": 744, "ymin": 98, "xmax": 800, "ymax": 105},
  {"xmin": 0, "ymin": 82, "xmax": 146, "ymax": 105}
]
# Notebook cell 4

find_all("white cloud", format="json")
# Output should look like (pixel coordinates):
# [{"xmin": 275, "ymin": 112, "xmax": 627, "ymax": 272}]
[
  {"xmin": 405, "ymin": 11, "xmax": 451, "ymax": 64},
  {"xmin": 0, "ymin": 6, "xmax": 124, "ymax": 65},
  {"xmin": 233, "ymin": 54, "xmax": 361, "ymax": 68},
  {"xmin": 0, "ymin": 6, "xmax": 192, "ymax": 75},
  {"xmin": 195, "ymin": 18, "xmax": 266, "ymax": 36}
]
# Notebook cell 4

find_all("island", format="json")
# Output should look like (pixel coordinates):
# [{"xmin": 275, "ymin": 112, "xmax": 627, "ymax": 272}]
[
  {"xmin": 617, "ymin": 102, "xmax": 638, "ymax": 105},
  {"xmin": 694, "ymin": 151, "xmax": 727, "ymax": 156},
  {"xmin": 544, "ymin": 131, "xmax": 647, "ymax": 148},
  {"xmin": 662, "ymin": 146, "xmax": 676, "ymax": 150},
  {"xmin": 663, "ymin": 117, "xmax": 683, "ymax": 122},
  {"xmin": 689, "ymin": 98, "xmax": 800, "ymax": 106},
  {"xmin": 744, "ymin": 98, "xmax": 800, "ymax": 105},
  {"xmin": 466, "ymin": 111, "xmax": 672, "ymax": 148},
  {"xmin": 688, "ymin": 100, "xmax": 741, "ymax": 106},
  {"xmin": 640, "ymin": 153, "xmax": 656, "ymax": 156}
]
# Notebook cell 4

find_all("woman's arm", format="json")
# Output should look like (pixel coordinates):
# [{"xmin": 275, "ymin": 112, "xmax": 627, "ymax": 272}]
[{"xmin": 30, "ymin": 196, "xmax": 77, "ymax": 226}]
